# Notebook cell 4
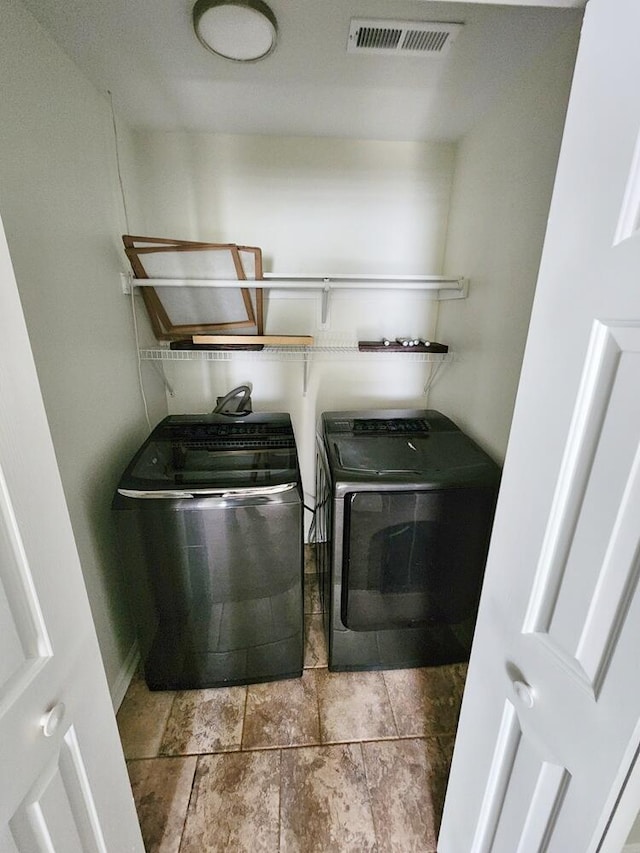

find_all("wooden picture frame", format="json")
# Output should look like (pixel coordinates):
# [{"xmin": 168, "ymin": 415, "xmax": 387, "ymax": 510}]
[{"xmin": 122, "ymin": 235, "xmax": 264, "ymax": 341}]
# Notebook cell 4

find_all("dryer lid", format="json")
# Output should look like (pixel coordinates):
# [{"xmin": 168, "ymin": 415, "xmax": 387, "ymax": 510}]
[
  {"xmin": 321, "ymin": 409, "xmax": 500, "ymax": 486},
  {"xmin": 330, "ymin": 432, "xmax": 494, "ymax": 479}
]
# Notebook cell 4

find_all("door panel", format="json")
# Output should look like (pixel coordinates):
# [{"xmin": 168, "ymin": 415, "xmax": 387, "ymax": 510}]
[
  {"xmin": 0, "ymin": 463, "xmax": 52, "ymax": 692},
  {"xmin": 439, "ymin": 0, "xmax": 640, "ymax": 849},
  {"xmin": 10, "ymin": 729, "xmax": 107, "ymax": 853},
  {"xmin": 524, "ymin": 321, "xmax": 640, "ymax": 693},
  {"xmin": 0, "ymin": 213, "xmax": 143, "ymax": 850},
  {"xmin": 491, "ymin": 739, "xmax": 568, "ymax": 852},
  {"xmin": 0, "ymin": 826, "xmax": 20, "ymax": 853},
  {"xmin": 614, "ymin": 127, "xmax": 640, "ymax": 246},
  {"xmin": 514, "ymin": 762, "xmax": 570, "ymax": 853},
  {"xmin": 473, "ymin": 701, "xmax": 571, "ymax": 852}
]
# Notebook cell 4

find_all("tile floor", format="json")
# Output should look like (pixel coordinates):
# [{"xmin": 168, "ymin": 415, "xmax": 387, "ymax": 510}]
[{"xmin": 117, "ymin": 548, "xmax": 466, "ymax": 852}]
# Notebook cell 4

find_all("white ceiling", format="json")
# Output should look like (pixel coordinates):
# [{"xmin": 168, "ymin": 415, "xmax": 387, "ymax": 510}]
[{"xmin": 21, "ymin": 0, "xmax": 584, "ymax": 142}]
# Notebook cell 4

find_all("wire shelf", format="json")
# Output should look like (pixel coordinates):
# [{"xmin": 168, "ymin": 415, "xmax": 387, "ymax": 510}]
[
  {"xmin": 138, "ymin": 345, "xmax": 452, "ymax": 363},
  {"xmin": 139, "ymin": 346, "xmax": 310, "ymax": 362}
]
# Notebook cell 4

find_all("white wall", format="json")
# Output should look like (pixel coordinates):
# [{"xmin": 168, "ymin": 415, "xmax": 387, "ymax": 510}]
[
  {"xmin": 429, "ymin": 24, "xmax": 581, "ymax": 462},
  {"xmin": 0, "ymin": 0, "xmax": 167, "ymax": 702},
  {"xmin": 131, "ymin": 133, "xmax": 456, "ymax": 506},
  {"xmin": 133, "ymin": 134, "xmax": 453, "ymax": 275}
]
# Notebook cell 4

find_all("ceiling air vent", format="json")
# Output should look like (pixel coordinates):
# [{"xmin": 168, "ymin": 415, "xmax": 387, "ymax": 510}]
[{"xmin": 347, "ymin": 19, "xmax": 463, "ymax": 57}]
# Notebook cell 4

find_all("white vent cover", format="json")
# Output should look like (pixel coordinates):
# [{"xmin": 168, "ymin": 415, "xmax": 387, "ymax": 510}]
[{"xmin": 347, "ymin": 19, "xmax": 463, "ymax": 57}]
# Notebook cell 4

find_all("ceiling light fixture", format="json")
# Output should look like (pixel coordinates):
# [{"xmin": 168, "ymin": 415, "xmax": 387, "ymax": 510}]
[{"xmin": 192, "ymin": 0, "xmax": 278, "ymax": 62}]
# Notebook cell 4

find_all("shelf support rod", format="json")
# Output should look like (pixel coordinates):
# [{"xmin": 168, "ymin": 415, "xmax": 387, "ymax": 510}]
[{"xmin": 128, "ymin": 275, "xmax": 467, "ymax": 293}]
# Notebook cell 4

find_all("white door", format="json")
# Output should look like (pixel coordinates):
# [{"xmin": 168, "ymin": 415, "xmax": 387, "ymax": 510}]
[
  {"xmin": 439, "ymin": 0, "xmax": 640, "ymax": 850},
  {"xmin": 0, "ymin": 217, "xmax": 144, "ymax": 851}
]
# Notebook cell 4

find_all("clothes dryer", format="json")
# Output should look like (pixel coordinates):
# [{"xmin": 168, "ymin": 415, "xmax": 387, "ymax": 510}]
[{"xmin": 316, "ymin": 409, "xmax": 500, "ymax": 671}]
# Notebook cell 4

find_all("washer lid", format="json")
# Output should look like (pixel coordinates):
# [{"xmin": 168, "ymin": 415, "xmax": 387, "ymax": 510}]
[{"xmin": 119, "ymin": 413, "xmax": 299, "ymax": 491}]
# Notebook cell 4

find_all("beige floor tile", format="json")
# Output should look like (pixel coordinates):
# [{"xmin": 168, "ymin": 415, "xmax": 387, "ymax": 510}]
[
  {"xmin": 242, "ymin": 670, "xmax": 320, "ymax": 750},
  {"xmin": 430, "ymin": 734, "xmax": 456, "ymax": 827},
  {"xmin": 317, "ymin": 669, "xmax": 397, "ymax": 743},
  {"xmin": 160, "ymin": 686, "xmax": 246, "ymax": 755},
  {"xmin": 304, "ymin": 613, "xmax": 327, "ymax": 669},
  {"xmin": 304, "ymin": 543, "xmax": 317, "ymax": 574},
  {"xmin": 304, "ymin": 573, "xmax": 322, "ymax": 615},
  {"xmin": 127, "ymin": 756, "xmax": 197, "ymax": 853},
  {"xmin": 451, "ymin": 661, "xmax": 469, "ymax": 691},
  {"xmin": 180, "ymin": 751, "xmax": 281, "ymax": 853},
  {"xmin": 363, "ymin": 738, "xmax": 441, "ymax": 852},
  {"xmin": 383, "ymin": 664, "xmax": 465, "ymax": 737},
  {"xmin": 116, "ymin": 675, "xmax": 175, "ymax": 759},
  {"xmin": 280, "ymin": 744, "xmax": 377, "ymax": 852}
]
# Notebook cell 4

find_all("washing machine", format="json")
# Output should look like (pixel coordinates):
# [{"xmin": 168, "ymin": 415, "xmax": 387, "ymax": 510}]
[
  {"xmin": 316, "ymin": 409, "xmax": 500, "ymax": 671},
  {"xmin": 113, "ymin": 412, "xmax": 303, "ymax": 689}
]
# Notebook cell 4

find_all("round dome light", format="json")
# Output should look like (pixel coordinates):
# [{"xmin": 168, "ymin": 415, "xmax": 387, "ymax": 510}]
[{"xmin": 193, "ymin": 0, "xmax": 278, "ymax": 62}]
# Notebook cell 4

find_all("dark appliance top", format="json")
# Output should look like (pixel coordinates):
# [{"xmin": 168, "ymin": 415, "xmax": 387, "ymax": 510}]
[
  {"xmin": 118, "ymin": 412, "xmax": 300, "ymax": 492},
  {"xmin": 320, "ymin": 409, "xmax": 500, "ymax": 489}
]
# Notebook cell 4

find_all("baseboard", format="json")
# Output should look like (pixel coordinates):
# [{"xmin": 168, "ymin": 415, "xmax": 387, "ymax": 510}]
[{"xmin": 110, "ymin": 641, "xmax": 140, "ymax": 711}]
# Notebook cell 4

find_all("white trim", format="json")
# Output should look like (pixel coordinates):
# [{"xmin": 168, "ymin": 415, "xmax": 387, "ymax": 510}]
[
  {"xmin": 415, "ymin": 0, "xmax": 585, "ymax": 6},
  {"xmin": 110, "ymin": 642, "xmax": 139, "ymax": 711}
]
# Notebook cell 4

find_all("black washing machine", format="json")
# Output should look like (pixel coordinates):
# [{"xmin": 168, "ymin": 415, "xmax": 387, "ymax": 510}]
[
  {"xmin": 113, "ymin": 412, "xmax": 303, "ymax": 689},
  {"xmin": 316, "ymin": 409, "xmax": 500, "ymax": 671}
]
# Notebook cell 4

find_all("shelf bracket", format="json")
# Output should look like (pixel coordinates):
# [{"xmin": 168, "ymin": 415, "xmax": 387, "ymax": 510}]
[
  {"xmin": 321, "ymin": 281, "xmax": 331, "ymax": 325},
  {"xmin": 121, "ymin": 271, "xmax": 134, "ymax": 295},
  {"xmin": 437, "ymin": 278, "xmax": 469, "ymax": 300},
  {"xmin": 152, "ymin": 361, "xmax": 175, "ymax": 398},
  {"xmin": 302, "ymin": 351, "xmax": 310, "ymax": 396}
]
